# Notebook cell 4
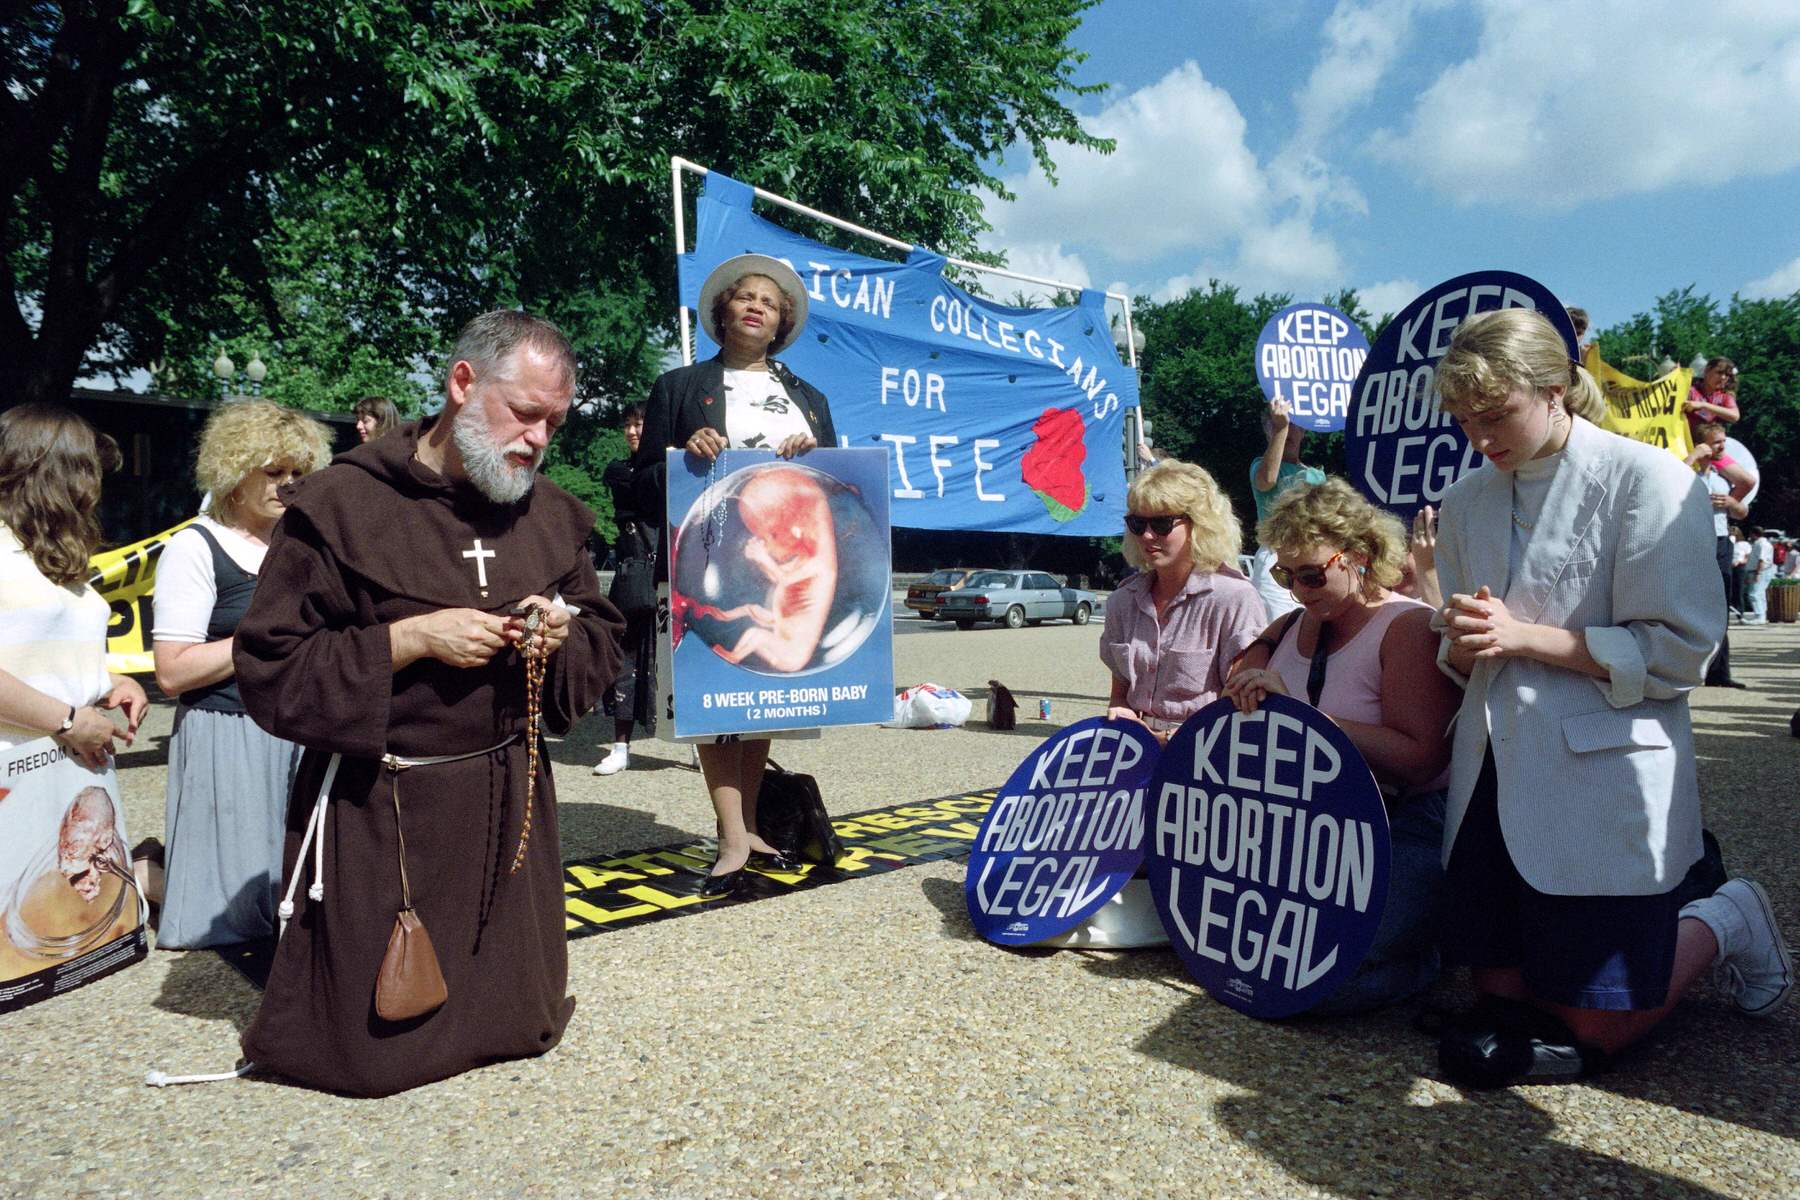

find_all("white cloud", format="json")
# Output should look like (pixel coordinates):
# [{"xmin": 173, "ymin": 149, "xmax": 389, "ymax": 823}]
[
  {"xmin": 1372, "ymin": 2, "xmax": 1800, "ymax": 208},
  {"xmin": 984, "ymin": 60, "xmax": 1357, "ymax": 301},
  {"xmin": 1743, "ymin": 256, "xmax": 1800, "ymax": 299},
  {"xmin": 1275, "ymin": 0, "xmax": 1446, "ymax": 218},
  {"xmin": 985, "ymin": 63, "xmax": 1267, "ymax": 265},
  {"xmin": 972, "ymin": 242, "xmax": 1093, "ymax": 306},
  {"xmin": 1355, "ymin": 278, "xmax": 1424, "ymax": 319}
]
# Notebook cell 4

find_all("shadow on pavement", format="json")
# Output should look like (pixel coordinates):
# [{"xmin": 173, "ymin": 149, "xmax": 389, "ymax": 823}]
[{"xmin": 153, "ymin": 943, "xmax": 263, "ymax": 1031}]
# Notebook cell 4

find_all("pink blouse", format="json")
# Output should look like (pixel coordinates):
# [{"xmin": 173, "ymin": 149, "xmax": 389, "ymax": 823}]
[
  {"xmin": 1267, "ymin": 594, "xmax": 1447, "ymax": 792},
  {"xmin": 1099, "ymin": 565, "xmax": 1264, "ymax": 730}
]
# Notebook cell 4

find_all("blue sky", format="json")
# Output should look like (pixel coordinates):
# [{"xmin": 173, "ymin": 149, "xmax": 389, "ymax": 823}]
[{"xmin": 979, "ymin": 0, "xmax": 1800, "ymax": 328}]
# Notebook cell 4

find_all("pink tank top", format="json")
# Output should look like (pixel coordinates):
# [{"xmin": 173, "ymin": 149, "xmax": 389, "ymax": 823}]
[{"xmin": 1269, "ymin": 595, "xmax": 1447, "ymax": 792}]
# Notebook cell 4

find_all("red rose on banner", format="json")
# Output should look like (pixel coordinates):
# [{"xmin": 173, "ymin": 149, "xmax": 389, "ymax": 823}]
[{"xmin": 1021, "ymin": 407, "xmax": 1089, "ymax": 521}]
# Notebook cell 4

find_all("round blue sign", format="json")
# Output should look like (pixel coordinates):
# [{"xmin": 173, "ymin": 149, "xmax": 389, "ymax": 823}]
[
  {"xmin": 966, "ymin": 717, "xmax": 1161, "ymax": 945},
  {"xmin": 1342, "ymin": 271, "xmax": 1577, "ymax": 522},
  {"xmin": 1254, "ymin": 302, "xmax": 1370, "ymax": 433},
  {"xmin": 1144, "ymin": 695, "xmax": 1390, "ymax": 1018}
]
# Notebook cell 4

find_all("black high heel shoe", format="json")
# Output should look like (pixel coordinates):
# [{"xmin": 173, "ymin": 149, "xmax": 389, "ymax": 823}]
[
  {"xmin": 748, "ymin": 848, "xmax": 802, "ymax": 872},
  {"xmin": 695, "ymin": 867, "xmax": 745, "ymax": 897}
]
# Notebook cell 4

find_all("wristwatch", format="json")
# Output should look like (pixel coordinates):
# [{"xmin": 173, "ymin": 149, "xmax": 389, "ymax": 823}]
[{"xmin": 56, "ymin": 705, "xmax": 76, "ymax": 734}]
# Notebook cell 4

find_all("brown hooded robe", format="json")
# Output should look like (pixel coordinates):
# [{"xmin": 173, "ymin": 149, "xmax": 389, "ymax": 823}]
[{"xmin": 233, "ymin": 420, "xmax": 622, "ymax": 1097}]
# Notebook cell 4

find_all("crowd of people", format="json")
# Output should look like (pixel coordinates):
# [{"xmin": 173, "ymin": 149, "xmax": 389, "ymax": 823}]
[{"xmin": 1, "ymin": 290, "xmax": 1790, "ymax": 1100}]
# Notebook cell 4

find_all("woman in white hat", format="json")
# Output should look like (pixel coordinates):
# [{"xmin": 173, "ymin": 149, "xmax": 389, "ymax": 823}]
[{"xmin": 632, "ymin": 253, "xmax": 837, "ymax": 896}]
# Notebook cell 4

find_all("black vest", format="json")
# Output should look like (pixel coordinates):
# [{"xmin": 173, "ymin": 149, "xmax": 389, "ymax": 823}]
[{"xmin": 179, "ymin": 524, "xmax": 259, "ymax": 714}]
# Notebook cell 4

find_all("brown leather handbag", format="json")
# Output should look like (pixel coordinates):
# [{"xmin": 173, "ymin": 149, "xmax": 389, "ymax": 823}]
[{"xmin": 374, "ymin": 769, "xmax": 447, "ymax": 1021}]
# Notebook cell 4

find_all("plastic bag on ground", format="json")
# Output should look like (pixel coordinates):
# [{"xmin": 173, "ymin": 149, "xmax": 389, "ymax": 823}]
[{"xmin": 883, "ymin": 683, "xmax": 972, "ymax": 729}]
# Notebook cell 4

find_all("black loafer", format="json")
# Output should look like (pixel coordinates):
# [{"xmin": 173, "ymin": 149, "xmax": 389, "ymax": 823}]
[
  {"xmin": 748, "ymin": 849, "xmax": 802, "ymax": 872},
  {"xmin": 695, "ymin": 868, "xmax": 744, "ymax": 898}
]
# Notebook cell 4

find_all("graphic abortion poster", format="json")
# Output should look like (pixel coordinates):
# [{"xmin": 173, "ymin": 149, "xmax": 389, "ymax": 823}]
[
  {"xmin": 1254, "ymin": 302, "xmax": 1370, "ymax": 433},
  {"xmin": 965, "ymin": 717, "xmax": 1161, "ymax": 945},
  {"xmin": 667, "ymin": 447, "xmax": 894, "ymax": 738},
  {"xmin": 0, "ymin": 739, "xmax": 147, "ymax": 1014},
  {"xmin": 1144, "ymin": 696, "xmax": 1389, "ymax": 1018},
  {"xmin": 679, "ymin": 170, "xmax": 1136, "ymax": 536},
  {"xmin": 1342, "ymin": 271, "xmax": 1578, "ymax": 521}
]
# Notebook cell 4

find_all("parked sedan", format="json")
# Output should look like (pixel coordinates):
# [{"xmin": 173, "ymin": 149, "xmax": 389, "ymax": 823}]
[
  {"xmin": 932, "ymin": 570, "xmax": 1099, "ymax": 630},
  {"xmin": 903, "ymin": 568, "xmax": 978, "ymax": 616}
]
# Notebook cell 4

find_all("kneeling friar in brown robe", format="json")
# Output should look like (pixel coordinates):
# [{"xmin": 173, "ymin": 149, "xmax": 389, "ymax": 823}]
[{"xmin": 233, "ymin": 312, "xmax": 623, "ymax": 1096}]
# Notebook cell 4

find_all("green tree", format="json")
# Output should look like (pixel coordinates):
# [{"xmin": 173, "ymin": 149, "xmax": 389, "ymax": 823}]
[{"xmin": 5, "ymin": 0, "xmax": 1111, "ymax": 425}]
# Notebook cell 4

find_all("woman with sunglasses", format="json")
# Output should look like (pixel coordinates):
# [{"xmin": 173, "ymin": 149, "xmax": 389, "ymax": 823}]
[
  {"xmin": 1099, "ymin": 461, "xmax": 1264, "ymax": 747},
  {"xmin": 1428, "ymin": 307, "xmax": 1787, "ymax": 1087},
  {"xmin": 1222, "ymin": 478, "xmax": 1460, "ymax": 1012}
]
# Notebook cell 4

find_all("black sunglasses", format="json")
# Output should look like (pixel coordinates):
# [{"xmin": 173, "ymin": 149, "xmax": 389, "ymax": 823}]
[
  {"xmin": 1270, "ymin": 550, "xmax": 1346, "ymax": 590},
  {"xmin": 1125, "ymin": 513, "xmax": 1188, "ymax": 536}
]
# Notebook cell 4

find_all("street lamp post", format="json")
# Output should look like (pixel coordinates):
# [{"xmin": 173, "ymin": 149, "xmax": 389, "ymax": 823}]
[{"xmin": 213, "ymin": 350, "xmax": 269, "ymax": 400}]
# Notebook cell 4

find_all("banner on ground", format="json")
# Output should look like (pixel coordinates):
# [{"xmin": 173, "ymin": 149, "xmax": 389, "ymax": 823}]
[
  {"xmin": 964, "ymin": 717, "xmax": 1160, "ymax": 945},
  {"xmin": 564, "ymin": 789, "xmax": 999, "ymax": 935},
  {"xmin": 89, "ymin": 520, "xmax": 193, "ymax": 676},
  {"xmin": 1582, "ymin": 347, "xmax": 1694, "ymax": 459},
  {"xmin": 1254, "ymin": 303, "xmax": 1370, "ymax": 433},
  {"xmin": 681, "ymin": 171, "xmax": 1135, "ymax": 536},
  {"xmin": 667, "ymin": 447, "xmax": 893, "ymax": 737},
  {"xmin": 1343, "ymin": 271, "xmax": 1577, "ymax": 521},
  {"xmin": 0, "ymin": 739, "xmax": 147, "ymax": 1014},
  {"xmin": 1145, "ymin": 696, "xmax": 1389, "ymax": 1019}
]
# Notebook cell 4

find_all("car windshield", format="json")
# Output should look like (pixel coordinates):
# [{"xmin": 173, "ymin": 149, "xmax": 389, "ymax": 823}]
[
  {"xmin": 925, "ymin": 570, "xmax": 963, "ymax": 585},
  {"xmin": 968, "ymin": 572, "xmax": 1015, "ymax": 588}
]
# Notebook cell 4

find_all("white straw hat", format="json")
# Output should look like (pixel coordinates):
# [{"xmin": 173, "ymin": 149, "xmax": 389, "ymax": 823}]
[{"xmin": 697, "ymin": 253, "xmax": 809, "ymax": 355}]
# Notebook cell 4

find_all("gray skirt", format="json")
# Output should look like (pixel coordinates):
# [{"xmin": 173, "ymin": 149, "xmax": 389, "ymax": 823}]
[{"xmin": 157, "ymin": 706, "xmax": 302, "ymax": 949}]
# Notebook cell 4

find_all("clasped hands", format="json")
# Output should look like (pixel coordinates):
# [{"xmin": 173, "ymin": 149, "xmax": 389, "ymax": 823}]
[
  {"xmin": 1440, "ymin": 585, "xmax": 1531, "ymax": 664},
  {"xmin": 684, "ymin": 428, "xmax": 816, "ymax": 461},
  {"xmin": 395, "ymin": 595, "xmax": 570, "ymax": 669}
]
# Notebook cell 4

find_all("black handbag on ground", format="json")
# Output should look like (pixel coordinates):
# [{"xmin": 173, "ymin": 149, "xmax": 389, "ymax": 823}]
[
  {"xmin": 986, "ymin": 679, "xmax": 1018, "ymax": 730},
  {"xmin": 608, "ymin": 552, "xmax": 656, "ymax": 620},
  {"xmin": 757, "ymin": 760, "xmax": 844, "ymax": 867}
]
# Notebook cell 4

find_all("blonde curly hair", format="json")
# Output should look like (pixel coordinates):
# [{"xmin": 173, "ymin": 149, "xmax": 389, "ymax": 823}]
[
  {"xmin": 195, "ymin": 401, "xmax": 334, "ymax": 523},
  {"xmin": 1258, "ymin": 477, "xmax": 1406, "ymax": 598},
  {"xmin": 1435, "ymin": 307, "xmax": 1604, "ymax": 423},
  {"xmin": 1123, "ymin": 460, "xmax": 1242, "ymax": 572}
]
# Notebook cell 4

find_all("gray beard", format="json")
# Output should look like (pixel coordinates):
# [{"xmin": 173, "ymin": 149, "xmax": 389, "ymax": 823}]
[{"xmin": 451, "ymin": 400, "xmax": 539, "ymax": 505}]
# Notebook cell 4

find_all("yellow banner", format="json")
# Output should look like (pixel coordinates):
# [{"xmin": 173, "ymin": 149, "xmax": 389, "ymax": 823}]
[
  {"xmin": 1583, "ymin": 346, "xmax": 1692, "ymax": 459},
  {"xmin": 88, "ymin": 520, "xmax": 195, "ymax": 676}
]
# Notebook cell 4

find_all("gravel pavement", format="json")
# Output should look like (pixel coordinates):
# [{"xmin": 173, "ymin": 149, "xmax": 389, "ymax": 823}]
[{"xmin": 2, "ymin": 605, "xmax": 1795, "ymax": 1198}]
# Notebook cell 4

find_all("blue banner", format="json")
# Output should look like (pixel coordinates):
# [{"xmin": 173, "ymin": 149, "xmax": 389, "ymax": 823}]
[
  {"xmin": 1342, "ymin": 271, "xmax": 1577, "ymax": 521},
  {"xmin": 1144, "ymin": 695, "xmax": 1389, "ymax": 1019},
  {"xmin": 667, "ymin": 447, "xmax": 894, "ymax": 737},
  {"xmin": 681, "ymin": 172, "xmax": 1136, "ymax": 535},
  {"xmin": 965, "ymin": 717, "xmax": 1161, "ymax": 945},
  {"xmin": 1254, "ymin": 302, "xmax": 1370, "ymax": 434}
]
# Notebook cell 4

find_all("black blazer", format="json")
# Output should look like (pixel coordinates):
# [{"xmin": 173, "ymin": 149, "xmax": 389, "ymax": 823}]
[{"xmin": 631, "ymin": 353, "xmax": 838, "ymax": 577}]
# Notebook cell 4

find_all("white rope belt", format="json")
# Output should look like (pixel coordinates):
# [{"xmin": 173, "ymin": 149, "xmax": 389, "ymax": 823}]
[{"xmin": 277, "ymin": 734, "xmax": 519, "ymax": 932}]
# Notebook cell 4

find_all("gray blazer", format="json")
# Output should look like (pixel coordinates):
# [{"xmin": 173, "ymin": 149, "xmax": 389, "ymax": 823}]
[{"xmin": 1432, "ymin": 417, "xmax": 1723, "ymax": 896}]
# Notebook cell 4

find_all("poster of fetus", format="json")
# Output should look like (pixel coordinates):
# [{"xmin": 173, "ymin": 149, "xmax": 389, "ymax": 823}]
[
  {"xmin": 667, "ymin": 447, "xmax": 895, "ymax": 738},
  {"xmin": 0, "ymin": 738, "xmax": 148, "ymax": 1013}
]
